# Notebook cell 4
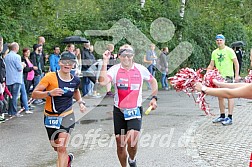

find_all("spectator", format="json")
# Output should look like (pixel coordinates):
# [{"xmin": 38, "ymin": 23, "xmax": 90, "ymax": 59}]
[
  {"xmin": 30, "ymin": 44, "xmax": 45, "ymax": 105},
  {"xmin": 75, "ymin": 48, "xmax": 82, "ymax": 76},
  {"xmin": 105, "ymin": 44, "xmax": 116, "ymax": 97},
  {"xmin": 159, "ymin": 47, "xmax": 169, "ymax": 90},
  {"xmin": 143, "ymin": 43, "xmax": 157, "ymax": 90},
  {"xmin": 0, "ymin": 82, "xmax": 12, "ymax": 122},
  {"xmin": 20, "ymin": 48, "xmax": 37, "ymax": 114},
  {"xmin": 0, "ymin": 43, "xmax": 8, "ymax": 84},
  {"xmin": 4, "ymin": 42, "xmax": 24, "ymax": 117},
  {"xmin": 22, "ymin": 48, "xmax": 37, "ymax": 97},
  {"xmin": 207, "ymin": 34, "xmax": 239, "ymax": 125},
  {"xmin": 0, "ymin": 36, "xmax": 2, "ymax": 52},
  {"xmin": 81, "ymin": 41, "xmax": 95, "ymax": 96},
  {"xmin": 64, "ymin": 44, "xmax": 77, "ymax": 76},
  {"xmin": 37, "ymin": 36, "xmax": 48, "ymax": 65},
  {"xmin": 233, "ymin": 47, "xmax": 243, "ymax": 75},
  {"xmin": 49, "ymin": 46, "xmax": 61, "ymax": 72}
]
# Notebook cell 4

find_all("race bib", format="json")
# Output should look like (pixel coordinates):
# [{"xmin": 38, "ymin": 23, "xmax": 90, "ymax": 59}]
[
  {"xmin": 44, "ymin": 116, "xmax": 63, "ymax": 129},
  {"xmin": 123, "ymin": 107, "xmax": 141, "ymax": 120}
]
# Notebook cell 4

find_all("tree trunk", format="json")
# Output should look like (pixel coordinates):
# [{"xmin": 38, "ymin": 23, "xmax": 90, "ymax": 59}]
[
  {"xmin": 140, "ymin": 0, "xmax": 145, "ymax": 8},
  {"xmin": 179, "ymin": 0, "xmax": 186, "ymax": 41}
]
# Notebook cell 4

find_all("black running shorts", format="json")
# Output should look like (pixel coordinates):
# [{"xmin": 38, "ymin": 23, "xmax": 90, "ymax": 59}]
[
  {"xmin": 44, "ymin": 112, "xmax": 75, "ymax": 141},
  {"xmin": 113, "ymin": 106, "xmax": 143, "ymax": 135}
]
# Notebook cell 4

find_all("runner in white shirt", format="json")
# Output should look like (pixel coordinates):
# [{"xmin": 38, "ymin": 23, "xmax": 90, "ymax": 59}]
[{"xmin": 99, "ymin": 44, "xmax": 158, "ymax": 167}]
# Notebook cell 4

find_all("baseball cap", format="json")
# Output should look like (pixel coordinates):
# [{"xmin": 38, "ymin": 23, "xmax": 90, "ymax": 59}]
[
  {"xmin": 215, "ymin": 34, "xmax": 225, "ymax": 40},
  {"xmin": 60, "ymin": 51, "xmax": 76, "ymax": 61}
]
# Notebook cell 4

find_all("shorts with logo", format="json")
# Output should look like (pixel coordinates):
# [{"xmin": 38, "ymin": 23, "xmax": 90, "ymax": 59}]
[
  {"xmin": 44, "ymin": 112, "xmax": 75, "ymax": 141},
  {"xmin": 113, "ymin": 106, "xmax": 143, "ymax": 135}
]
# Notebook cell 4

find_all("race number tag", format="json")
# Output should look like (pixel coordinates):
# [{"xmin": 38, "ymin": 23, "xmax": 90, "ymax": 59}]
[
  {"xmin": 123, "ymin": 107, "xmax": 141, "ymax": 120},
  {"xmin": 44, "ymin": 116, "xmax": 63, "ymax": 129}
]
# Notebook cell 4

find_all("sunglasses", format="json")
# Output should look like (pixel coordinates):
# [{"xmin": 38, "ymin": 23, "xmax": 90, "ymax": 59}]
[
  {"xmin": 120, "ymin": 53, "xmax": 134, "ymax": 58},
  {"xmin": 60, "ymin": 60, "xmax": 76, "ymax": 65}
]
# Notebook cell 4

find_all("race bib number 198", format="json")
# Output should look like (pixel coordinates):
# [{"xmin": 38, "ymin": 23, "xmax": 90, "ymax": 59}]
[{"xmin": 123, "ymin": 107, "xmax": 141, "ymax": 120}]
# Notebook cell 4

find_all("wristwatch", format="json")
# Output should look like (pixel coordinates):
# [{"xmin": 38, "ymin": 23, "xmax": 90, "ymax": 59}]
[
  {"xmin": 152, "ymin": 96, "xmax": 158, "ymax": 101},
  {"xmin": 47, "ymin": 91, "xmax": 52, "ymax": 97},
  {"xmin": 78, "ymin": 101, "xmax": 86, "ymax": 106},
  {"xmin": 201, "ymin": 86, "xmax": 207, "ymax": 94}
]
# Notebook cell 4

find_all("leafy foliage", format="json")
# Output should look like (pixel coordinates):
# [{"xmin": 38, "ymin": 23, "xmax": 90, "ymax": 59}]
[{"xmin": 0, "ymin": 0, "xmax": 252, "ymax": 75}]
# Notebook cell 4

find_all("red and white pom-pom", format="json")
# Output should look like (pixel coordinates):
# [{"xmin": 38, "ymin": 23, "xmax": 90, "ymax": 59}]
[
  {"xmin": 168, "ymin": 68, "xmax": 203, "ymax": 95},
  {"xmin": 195, "ymin": 69, "xmax": 223, "ymax": 115},
  {"xmin": 202, "ymin": 69, "xmax": 224, "ymax": 88},
  {"xmin": 196, "ymin": 93, "xmax": 211, "ymax": 115},
  {"xmin": 245, "ymin": 70, "xmax": 252, "ymax": 83}
]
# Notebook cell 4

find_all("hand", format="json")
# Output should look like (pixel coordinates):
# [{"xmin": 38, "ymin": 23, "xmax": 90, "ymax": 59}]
[
  {"xmin": 194, "ymin": 82, "xmax": 203, "ymax": 92},
  {"xmin": 10, "ymin": 96, "xmax": 13, "ymax": 99},
  {"xmin": 22, "ymin": 62, "xmax": 26, "ymax": 68},
  {"xmin": 149, "ymin": 99, "xmax": 157, "ymax": 110},
  {"xmin": 79, "ymin": 103, "xmax": 86, "ymax": 113},
  {"xmin": 49, "ymin": 88, "xmax": 64, "ymax": 96},
  {"xmin": 102, "ymin": 50, "xmax": 111, "ymax": 63},
  {"xmin": 212, "ymin": 79, "xmax": 220, "ymax": 87},
  {"xmin": 33, "ymin": 66, "xmax": 38, "ymax": 70},
  {"xmin": 166, "ymin": 68, "xmax": 168, "ymax": 73}
]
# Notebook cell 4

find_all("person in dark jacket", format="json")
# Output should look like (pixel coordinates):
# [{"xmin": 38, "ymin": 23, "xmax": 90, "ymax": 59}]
[
  {"xmin": 233, "ymin": 47, "xmax": 243, "ymax": 75},
  {"xmin": 30, "ymin": 44, "xmax": 45, "ymax": 104},
  {"xmin": 158, "ymin": 47, "xmax": 169, "ymax": 90},
  {"xmin": 0, "ymin": 43, "xmax": 8, "ymax": 84},
  {"xmin": 30, "ymin": 44, "xmax": 45, "ymax": 88},
  {"xmin": 81, "ymin": 41, "xmax": 95, "ymax": 96}
]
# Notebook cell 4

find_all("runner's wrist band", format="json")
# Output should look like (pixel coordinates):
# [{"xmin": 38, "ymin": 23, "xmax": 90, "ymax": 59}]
[{"xmin": 152, "ymin": 96, "xmax": 158, "ymax": 101}]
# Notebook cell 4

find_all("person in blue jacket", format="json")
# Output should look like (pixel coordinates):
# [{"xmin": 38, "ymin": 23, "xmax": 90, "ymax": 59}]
[{"xmin": 49, "ymin": 46, "xmax": 61, "ymax": 72}]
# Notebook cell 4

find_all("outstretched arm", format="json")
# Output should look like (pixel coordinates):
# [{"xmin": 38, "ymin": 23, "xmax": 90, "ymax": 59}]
[
  {"xmin": 213, "ymin": 79, "xmax": 248, "ymax": 89},
  {"xmin": 195, "ymin": 82, "xmax": 252, "ymax": 99}
]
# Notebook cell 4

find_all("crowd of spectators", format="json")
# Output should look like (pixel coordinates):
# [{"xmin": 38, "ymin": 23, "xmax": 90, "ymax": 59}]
[{"xmin": 0, "ymin": 36, "xmax": 170, "ymax": 123}]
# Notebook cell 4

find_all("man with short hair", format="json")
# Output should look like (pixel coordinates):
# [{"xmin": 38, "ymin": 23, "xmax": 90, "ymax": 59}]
[
  {"xmin": 5, "ymin": 42, "xmax": 24, "ymax": 117},
  {"xmin": 207, "ymin": 34, "xmax": 239, "ymax": 125},
  {"xmin": 99, "ymin": 44, "xmax": 158, "ymax": 167},
  {"xmin": 49, "ymin": 46, "xmax": 61, "ymax": 72},
  {"xmin": 38, "ymin": 36, "xmax": 48, "ymax": 65}
]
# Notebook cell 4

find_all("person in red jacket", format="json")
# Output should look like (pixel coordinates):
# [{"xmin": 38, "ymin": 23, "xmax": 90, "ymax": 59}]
[{"xmin": 0, "ymin": 82, "xmax": 12, "ymax": 122}]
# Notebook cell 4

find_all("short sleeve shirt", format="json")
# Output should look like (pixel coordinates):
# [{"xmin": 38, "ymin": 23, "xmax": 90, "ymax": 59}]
[
  {"xmin": 39, "ymin": 72, "xmax": 80, "ymax": 115},
  {"xmin": 211, "ymin": 46, "xmax": 236, "ymax": 77},
  {"xmin": 107, "ymin": 63, "xmax": 153, "ymax": 109}
]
